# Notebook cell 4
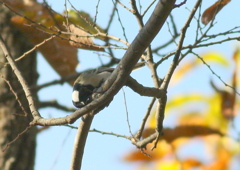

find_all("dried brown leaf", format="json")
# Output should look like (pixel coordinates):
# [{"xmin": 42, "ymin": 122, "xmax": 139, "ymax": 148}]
[
  {"xmin": 219, "ymin": 91, "xmax": 236, "ymax": 120},
  {"xmin": 11, "ymin": 16, "xmax": 78, "ymax": 85},
  {"xmin": 210, "ymin": 63, "xmax": 237, "ymax": 120},
  {"xmin": 68, "ymin": 24, "xmax": 104, "ymax": 51},
  {"xmin": 142, "ymin": 126, "xmax": 223, "ymax": 143},
  {"xmin": 202, "ymin": 0, "xmax": 231, "ymax": 25}
]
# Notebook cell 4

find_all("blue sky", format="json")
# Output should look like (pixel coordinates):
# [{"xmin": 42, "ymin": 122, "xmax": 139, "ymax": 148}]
[{"xmin": 34, "ymin": 1, "xmax": 240, "ymax": 170}]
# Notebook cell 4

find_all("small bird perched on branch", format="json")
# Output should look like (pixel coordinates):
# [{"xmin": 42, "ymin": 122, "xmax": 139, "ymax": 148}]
[{"xmin": 72, "ymin": 62, "xmax": 145, "ymax": 108}]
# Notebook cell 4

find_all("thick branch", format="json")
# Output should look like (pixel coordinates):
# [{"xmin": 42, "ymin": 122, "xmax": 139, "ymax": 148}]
[
  {"xmin": 100, "ymin": 0, "xmax": 176, "ymax": 97},
  {"xmin": 70, "ymin": 112, "xmax": 95, "ymax": 170},
  {"xmin": 126, "ymin": 76, "xmax": 165, "ymax": 98}
]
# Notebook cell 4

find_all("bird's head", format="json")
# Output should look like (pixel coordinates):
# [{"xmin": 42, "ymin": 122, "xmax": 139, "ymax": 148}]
[{"xmin": 72, "ymin": 83, "xmax": 95, "ymax": 108}]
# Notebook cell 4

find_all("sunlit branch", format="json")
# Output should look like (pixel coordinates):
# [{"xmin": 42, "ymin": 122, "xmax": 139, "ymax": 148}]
[{"xmin": 116, "ymin": 0, "xmax": 134, "ymax": 13}]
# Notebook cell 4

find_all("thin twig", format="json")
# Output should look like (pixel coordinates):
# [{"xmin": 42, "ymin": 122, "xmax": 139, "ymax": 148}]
[
  {"xmin": 64, "ymin": 125, "xmax": 132, "ymax": 140},
  {"xmin": 191, "ymin": 51, "xmax": 240, "ymax": 95},
  {"xmin": 105, "ymin": 1, "xmax": 117, "ymax": 32},
  {"xmin": 135, "ymin": 97, "xmax": 156, "ymax": 139},
  {"xmin": 122, "ymin": 88, "xmax": 134, "ymax": 137},
  {"xmin": 112, "ymin": 0, "xmax": 129, "ymax": 42},
  {"xmin": 2, "ymin": 125, "xmax": 32, "ymax": 152},
  {"xmin": 90, "ymin": 128, "xmax": 132, "ymax": 139},
  {"xmin": 0, "ymin": 73, "xmax": 28, "ymax": 116},
  {"xmin": 15, "ymin": 35, "xmax": 55, "ymax": 63},
  {"xmin": 142, "ymin": 0, "xmax": 157, "ymax": 17},
  {"xmin": 1, "ymin": 33, "xmax": 55, "ymax": 65},
  {"xmin": 116, "ymin": 0, "xmax": 134, "ymax": 13},
  {"xmin": 93, "ymin": 0, "xmax": 101, "ymax": 26}
]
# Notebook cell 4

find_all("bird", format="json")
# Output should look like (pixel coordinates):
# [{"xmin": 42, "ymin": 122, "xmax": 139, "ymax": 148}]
[{"xmin": 72, "ymin": 62, "xmax": 145, "ymax": 108}]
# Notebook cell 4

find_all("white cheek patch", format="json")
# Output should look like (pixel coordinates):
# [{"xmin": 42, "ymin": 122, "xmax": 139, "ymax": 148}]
[{"xmin": 72, "ymin": 90, "xmax": 79, "ymax": 102}]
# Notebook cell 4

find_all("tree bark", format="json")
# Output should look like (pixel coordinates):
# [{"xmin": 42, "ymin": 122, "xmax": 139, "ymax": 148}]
[{"xmin": 0, "ymin": 7, "xmax": 38, "ymax": 170}]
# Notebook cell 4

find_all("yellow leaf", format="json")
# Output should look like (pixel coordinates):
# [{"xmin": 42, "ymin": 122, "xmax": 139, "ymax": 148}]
[
  {"xmin": 166, "ymin": 94, "xmax": 207, "ymax": 109},
  {"xmin": 173, "ymin": 52, "xmax": 229, "ymax": 85},
  {"xmin": 204, "ymin": 94, "xmax": 229, "ymax": 132},
  {"xmin": 148, "ymin": 94, "xmax": 207, "ymax": 128},
  {"xmin": 200, "ymin": 52, "xmax": 229, "ymax": 66},
  {"xmin": 156, "ymin": 160, "xmax": 181, "ymax": 170}
]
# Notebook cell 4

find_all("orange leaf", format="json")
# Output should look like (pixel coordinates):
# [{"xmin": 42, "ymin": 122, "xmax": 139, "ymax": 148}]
[
  {"xmin": 182, "ymin": 159, "xmax": 202, "ymax": 169},
  {"xmin": 202, "ymin": 148, "xmax": 231, "ymax": 170},
  {"xmin": 123, "ymin": 141, "xmax": 172, "ymax": 162},
  {"xmin": 202, "ymin": 0, "xmax": 231, "ymax": 25},
  {"xmin": 123, "ymin": 149, "xmax": 154, "ymax": 162}
]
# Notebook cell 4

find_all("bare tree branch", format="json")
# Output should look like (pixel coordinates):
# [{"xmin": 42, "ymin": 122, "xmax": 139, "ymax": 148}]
[
  {"xmin": 126, "ymin": 76, "xmax": 165, "ymax": 98},
  {"xmin": 0, "ymin": 33, "xmax": 41, "ymax": 119},
  {"xmin": 70, "ymin": 111, "xmax": 95, "ymax": 170}
]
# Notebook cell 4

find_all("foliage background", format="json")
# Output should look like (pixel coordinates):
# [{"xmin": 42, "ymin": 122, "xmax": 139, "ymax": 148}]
[{"xmin": 13, "ymin": 0, "xmax": 239, "ymax": 169}]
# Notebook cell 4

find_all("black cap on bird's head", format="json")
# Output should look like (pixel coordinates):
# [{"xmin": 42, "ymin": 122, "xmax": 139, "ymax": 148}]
[{"xmin": 72, "ymin": 83, "xmax": 95, "ymax": 108}]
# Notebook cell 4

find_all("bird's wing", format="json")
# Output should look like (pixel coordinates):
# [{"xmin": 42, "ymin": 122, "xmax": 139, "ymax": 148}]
[
  {"xmin": 94, "ymin": 67, "xmax": 115, "ymax": 74},
  {"xmin": 95, "ymin": 61, "xmax": 145, "ymax": 73}
]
